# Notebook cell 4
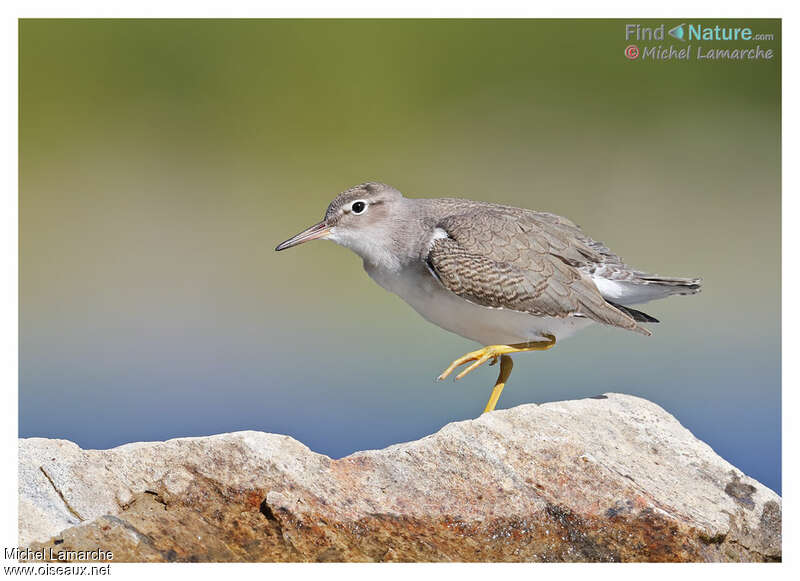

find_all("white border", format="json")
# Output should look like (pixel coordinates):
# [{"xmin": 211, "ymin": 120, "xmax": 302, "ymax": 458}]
[
  {"xmin": 3, "ymin": 2, "xmax": 794, "ymax": 579},
  {"xmin": 3, "ymin": 0, "xmax": 793, "ymax": 18}
]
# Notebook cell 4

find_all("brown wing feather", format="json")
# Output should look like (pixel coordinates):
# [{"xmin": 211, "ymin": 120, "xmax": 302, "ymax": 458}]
[
  {"xmin": 426, "ymin": 210, "xmax": 650, "ymax": 335},
  {"xmin": 526, "ymin": 209, "xmax": 700, "ymax": 290}
]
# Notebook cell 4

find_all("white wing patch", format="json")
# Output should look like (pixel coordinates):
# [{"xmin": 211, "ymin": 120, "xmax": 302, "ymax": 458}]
[{"xmin": 429, "ymin": 227, "xmax": 449, "ymax": 247}]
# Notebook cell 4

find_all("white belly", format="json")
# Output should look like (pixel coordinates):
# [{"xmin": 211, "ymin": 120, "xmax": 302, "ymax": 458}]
[{"xmin": 364, "ymin": 263, "xmax": 593, "ymax": 345}]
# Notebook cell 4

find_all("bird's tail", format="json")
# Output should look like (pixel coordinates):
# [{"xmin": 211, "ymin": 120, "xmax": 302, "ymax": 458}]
[
  {"xmin": 594, "ymin": 273, "xmax": 702, "ymax": 306},
  {"xmin": 635, "ymin": 274, "xmax": 702, "ymax": 296}
]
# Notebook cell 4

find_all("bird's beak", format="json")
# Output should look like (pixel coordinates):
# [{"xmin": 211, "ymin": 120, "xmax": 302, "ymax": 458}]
[{"xmin": 275, "ymin": 220, "xmax": 332, "ymax": 251}]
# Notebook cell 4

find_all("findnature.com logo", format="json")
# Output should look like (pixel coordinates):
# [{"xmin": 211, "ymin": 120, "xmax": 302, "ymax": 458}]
[{"xmin": 624, "ymin": 22, "xmax": 776, "ymax": 61}]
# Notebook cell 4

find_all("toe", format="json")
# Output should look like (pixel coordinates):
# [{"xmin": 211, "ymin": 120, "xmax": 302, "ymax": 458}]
[{"xmin": 455, "ymin": 355, "xmax": 491, "ymax": 380}]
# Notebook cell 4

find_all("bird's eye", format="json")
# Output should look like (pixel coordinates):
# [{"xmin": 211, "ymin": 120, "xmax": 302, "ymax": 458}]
[{"xmin": 351, "ymin": 201, "xmax": 367, "ymax": 214}]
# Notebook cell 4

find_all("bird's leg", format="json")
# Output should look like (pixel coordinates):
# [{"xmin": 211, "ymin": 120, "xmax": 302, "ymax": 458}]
[
  {"xmin": 483, "ymin": 354, "xmax": 514, "ymax": 414},
  {"xmin": 437, "ymin": 335, "xmax": 556, "ymax": 413},
  {"xmin": 437, "ymin": 335, "xmax": 556, "ymax": 382}
]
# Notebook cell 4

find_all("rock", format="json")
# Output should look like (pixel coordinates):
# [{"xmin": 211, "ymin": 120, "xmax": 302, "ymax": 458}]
[{"xmin": 18, "ymin": 393, "xmax": 780, "ymax": 562}]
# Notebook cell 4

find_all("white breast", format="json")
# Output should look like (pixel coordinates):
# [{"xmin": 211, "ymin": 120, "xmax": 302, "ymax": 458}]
[{"xmin": 364, "ymin": 262, "xmax": 593, "ymax": 346}]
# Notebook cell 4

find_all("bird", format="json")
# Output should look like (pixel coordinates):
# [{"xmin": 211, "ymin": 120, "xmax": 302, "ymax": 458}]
[{"xmin": 275, "ymin": 182, "xmax": 701, "ymax": 414}]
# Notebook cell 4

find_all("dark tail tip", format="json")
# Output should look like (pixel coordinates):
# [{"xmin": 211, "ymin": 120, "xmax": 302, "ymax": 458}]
[{"xmin": 609, "ymin": 302, "xmax": 660, "ymax": 323}]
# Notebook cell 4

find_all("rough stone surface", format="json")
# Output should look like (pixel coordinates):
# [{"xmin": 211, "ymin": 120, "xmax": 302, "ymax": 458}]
[{"xmin": 18, "ymin": 393, "xmax": 781, "ymax": 562}]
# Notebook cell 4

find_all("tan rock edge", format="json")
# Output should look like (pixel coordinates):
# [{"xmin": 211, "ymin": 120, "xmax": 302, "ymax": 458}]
[{"xmin": 18, "ymin": 393, "xmax": 780, "ymax": 562}]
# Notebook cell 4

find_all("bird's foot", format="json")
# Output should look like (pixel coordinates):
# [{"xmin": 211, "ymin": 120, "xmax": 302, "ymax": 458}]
[
  {"xmin": 436, "ymin": 335, "xmax": 556, "ymax": 382},
  {"xmin": 437, "ymin": 345, "xmax": 509, "ymax": 381}
]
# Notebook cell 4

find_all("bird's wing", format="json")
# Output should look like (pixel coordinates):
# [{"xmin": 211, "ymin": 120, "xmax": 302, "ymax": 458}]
[
  {"xmin": 425, "ymin": 209, "xmax": 650, "ymax": 335},
  {"xmin": 529, "ymin": 210, "xmax": 700, "ymax": 292}
]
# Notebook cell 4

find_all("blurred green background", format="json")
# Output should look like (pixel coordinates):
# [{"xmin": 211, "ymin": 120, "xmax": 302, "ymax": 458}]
[{"xmin": 20, "ymin": 20, "xmax": 781, "ymax": 492}]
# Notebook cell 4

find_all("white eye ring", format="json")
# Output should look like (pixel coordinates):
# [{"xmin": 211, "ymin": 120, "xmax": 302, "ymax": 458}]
[{"xmin": 351, "ymin": 200, "xmax": 368, "ymax": 215}]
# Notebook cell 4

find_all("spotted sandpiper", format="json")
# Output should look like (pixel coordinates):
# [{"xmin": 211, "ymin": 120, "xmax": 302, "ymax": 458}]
[{"xmin": 276, "ymin": 182, "xmax": 701, "ymax": 414}]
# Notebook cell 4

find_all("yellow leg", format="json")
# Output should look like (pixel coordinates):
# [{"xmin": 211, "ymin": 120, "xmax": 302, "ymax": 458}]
[
  {"xmin": 437, "ymin": 335, "xmax": 557, "ymax": 414},
  {"xmin": 437, "ymin": 335, "xmax": 556, "ymax": 381},
  {"xmin": 483, "ymin": 354, "xmax": 514, "ymax": 413}
]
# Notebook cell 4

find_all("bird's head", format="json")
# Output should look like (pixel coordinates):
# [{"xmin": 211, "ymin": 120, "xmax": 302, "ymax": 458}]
[{"xmin": 275, "ymin": 182, "xmax": 407, "ymax": 268}]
